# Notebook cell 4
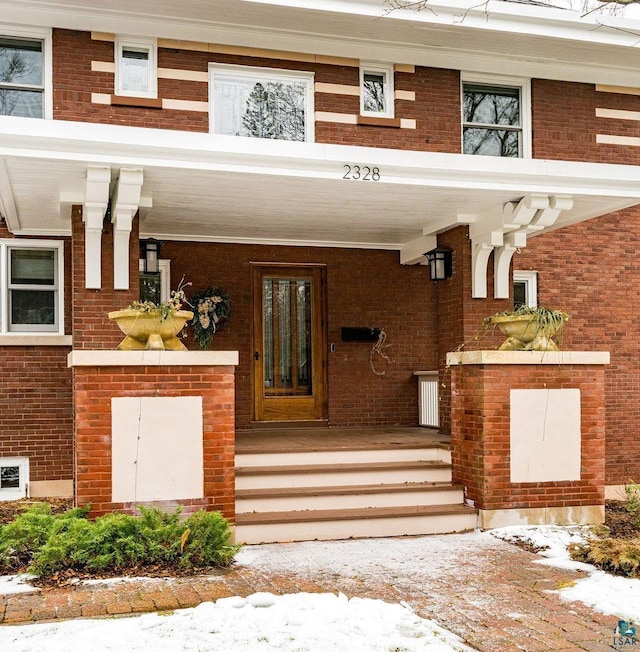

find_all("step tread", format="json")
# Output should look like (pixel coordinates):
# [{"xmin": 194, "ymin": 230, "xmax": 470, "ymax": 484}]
[
  {"xmin": 235, "ymin": 503, "xmax": 477, "ymax": 525},
  {"xmin": 236, "ymin": 481, "xmax": 463, "ymax": 499},
  {"xmin": 235, "ymin": 460, "xmax": 451, "ymax": 476},
  {"xmin": 237, "ymin": 442, "xmax": 451, "ymax": 455}
]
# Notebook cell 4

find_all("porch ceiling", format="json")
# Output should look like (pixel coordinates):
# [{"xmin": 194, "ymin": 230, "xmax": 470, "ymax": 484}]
[{"xmin": 1, "ymin": 117, "xmax": 640, "ymax": 252}]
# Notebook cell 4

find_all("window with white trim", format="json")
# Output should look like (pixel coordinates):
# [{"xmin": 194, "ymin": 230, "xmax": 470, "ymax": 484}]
[
  {"xmin": 139, "ymin": 259, "xmax": 170, "ymax": 304},
  {"xmin": 209, "ymin": 64, "xmax": 314, "ymax": 142},
  {"xmin": 462, "ymin": 75, "xmax": 531, "ymax": 158},
  {"xmin": 0, "ymin": 240, "xmax": 64, "ymax": 334},
  {"xmin": 0, "ymin": 35, "xmax": 45, "ymax": 118},
  {"xmin": 513, "ymin": 270, "xmax": 537, "ymax": 309},
  {"xmin": 0, "ymin": 457, "xmax": 29, "ymax": 500},
  {"xmin": 360, "ymin": 62, "xmax": 394, "ymax": 118},
  {"xmin": 115, "ymin": 38, "xmax": 157, "ymax": 98}
]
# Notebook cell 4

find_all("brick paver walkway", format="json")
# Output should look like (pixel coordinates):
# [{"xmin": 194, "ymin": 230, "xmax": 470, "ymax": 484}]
[{"xmin": 0, "ymin": 532, "xmax": 620, "ymax": 651}]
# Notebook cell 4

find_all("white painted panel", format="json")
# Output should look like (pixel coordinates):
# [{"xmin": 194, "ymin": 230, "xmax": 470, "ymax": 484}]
[
  {"xmin": 112, "ymin": 396, "xmax": 203, "ymax": 502},
  {"xmin": 510, "ymin": 389, "xmax": 581, "ymax": 483}
]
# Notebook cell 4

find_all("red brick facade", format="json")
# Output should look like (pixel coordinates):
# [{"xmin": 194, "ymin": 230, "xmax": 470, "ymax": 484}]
[
  {"xmin": 73, "ymin": 362, "xmax": 236, "ymax": 519},
  {"xmin": 450, "ymin": 361, "xmax": 606, "ymax": 512}
]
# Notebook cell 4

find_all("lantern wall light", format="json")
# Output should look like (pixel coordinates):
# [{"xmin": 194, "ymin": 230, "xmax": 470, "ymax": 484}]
[
  {"xmin": 425, "ymin": 247, "xmax": 453, "ymax": 281},
  {"xmin": 140, "ymin": 238, "xmax": 163, "ymax": 274}
]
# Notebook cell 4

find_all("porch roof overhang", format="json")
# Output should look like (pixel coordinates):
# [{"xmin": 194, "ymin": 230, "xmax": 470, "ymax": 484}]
[{"xmin": 1, "ymin": 116, "xmax": 640, "ymax": 295}]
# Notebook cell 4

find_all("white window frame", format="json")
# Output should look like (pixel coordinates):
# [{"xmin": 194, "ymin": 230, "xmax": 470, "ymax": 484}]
[
  {"xmin": 461, "ymin": 73, "xmax": 531, "ymax": 159},
  {"xmin": 209, "ymin": 63, "xmax": 315, "ymax": 142},
  {"xmin": 115, "ymin": 37, "xmax": 158, "ymax": 99},
  {"xmin": 0, "ymin": 239, "xmax": 64, "ymax": 335},
  {"xmin": 359, "ymin": 62, "xmax": 394, "ymax": 119},
  {"xmin": 138, "ymin": 258, "xmax": 170, "ymax": 302},
  {"xmin": 513, "ymin": 270, "xmax": 538, "ymax": 308},
  {"xmin": 0, "ymin": 457, "xmax": 29, "ymax": 500},
  {"xmin": 0, "ymin": 26, "xmax": 52, "ymax": 119}
]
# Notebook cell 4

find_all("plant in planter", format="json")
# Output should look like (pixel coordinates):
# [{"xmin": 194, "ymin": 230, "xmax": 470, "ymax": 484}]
[
  {"xmin": 485, "ymin": 305, "xmax": 569, "ymax": 352},
  {"xmin": 191, "ymin": 287, "xmax": 231, "ymax": 350},
  {"xmin": 109, "ymin": 283, "xmax": 194, "ymax": 351}
]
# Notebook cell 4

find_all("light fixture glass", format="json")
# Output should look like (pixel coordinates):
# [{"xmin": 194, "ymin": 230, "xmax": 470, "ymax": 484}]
[{"xmin": 425, "ymin": 248, "xmax": 452, "ymax": 281}]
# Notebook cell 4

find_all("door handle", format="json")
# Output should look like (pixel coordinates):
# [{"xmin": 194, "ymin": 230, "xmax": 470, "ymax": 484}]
[{"xmin": 254, "ymin": 351, "xmax": 260, "ymax": 360}]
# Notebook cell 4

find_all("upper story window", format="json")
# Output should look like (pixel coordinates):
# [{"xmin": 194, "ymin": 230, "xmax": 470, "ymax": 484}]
[
  {"xmin": 115, "ymin": 38, "xmax": 157, "ymax": 98},
  {"xmin": 0, "ymin": 240, "xmax": 64, "ymax": 335},
  {"xmin": 0, "ymin": 36, "xmax": 44, "ymax": 118},
  {"xmin": 209, "ymin": 64, "xmax": 314, "ymax": 142},
  {"xmin": 360, "ymin": 63, "xmax": 394, "ymax": 118},
  {"xmin": 462, "ymin": 75, "xmax": 531, "ymax": 158}
]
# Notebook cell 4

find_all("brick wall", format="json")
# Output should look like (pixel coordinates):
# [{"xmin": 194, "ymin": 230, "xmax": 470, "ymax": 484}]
[
  {"xmin": 71, "ymin": 205, "xmax": 140, "ymax": 350},
  {"xmin": 515, "ymin": 206, "xmax": 640, "ymax": 485},
  {"xmin": 532, "ymin": 79, "xmax": 640, "ymax": 165},
  {"xmin": 52, "ymin": 29, "xmax": 462, "ymax": 153},
  {"xmin": 73, "ymin": 363, "xmax": 235, "ymax": 519},
  {"xmin": 162, "ymin": 241, "xmax": 437, "ymax": 428},
  {"xmin": 450, "ymin": 362, "xmax": 605, "ymax": 511},
  {"xmin": 0, "ymin": 223, "xmax": 73, "ymax": 483}
]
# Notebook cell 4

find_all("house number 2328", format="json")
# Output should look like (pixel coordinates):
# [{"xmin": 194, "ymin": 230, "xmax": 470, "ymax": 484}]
[{"xmin": 343, "ymin": 165, "xmax": 381, "ymax": 181}]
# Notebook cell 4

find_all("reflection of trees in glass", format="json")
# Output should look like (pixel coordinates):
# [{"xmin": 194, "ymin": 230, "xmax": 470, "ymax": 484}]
[
  {"xmin": 241, "ymin": 81, "xmax": 305, "ymax": 141},
  {"xmin": 463, "ymin": 85, "xmax": 520, "ymax": 157},
  {"xmin": 0, "ymin": 39, "xmax": 43, "ymax": 117},
  {"xmin": 363, "ymin": 73, "xmax": 386, "ymax": 113}
]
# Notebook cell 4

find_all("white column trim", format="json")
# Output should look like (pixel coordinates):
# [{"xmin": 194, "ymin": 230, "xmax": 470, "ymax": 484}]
[
  {"xmin": 83, "ymin": 166, "xmax": 111, "ymax": 289},
  {"xmin": 399, "ymin": 234, "xmax": 437, "ymax": 265},
  {"xmin": 111, "ymin": 168, "xmax": 144, "ymax": 290}
]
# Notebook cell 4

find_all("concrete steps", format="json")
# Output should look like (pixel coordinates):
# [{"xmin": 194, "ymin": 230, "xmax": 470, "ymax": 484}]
[{"xmin": 234, "ymin": 441, "xmax": 477, "ymax": 544}]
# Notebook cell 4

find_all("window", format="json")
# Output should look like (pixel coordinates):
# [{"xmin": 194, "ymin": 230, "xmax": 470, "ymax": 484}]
[
  {"xmin": 360, "ymin": 63, "xmax": 394, "ymax": 118},
  {"xmin": 462, "ymin": 75, "xmax": 531, "ymax": 158},
  {"xmin": 139, "ymin": 259, "xmax": 170, "ymax": 304},
  {"xmin": 115, "ymin": 38, "xmax": 157, "ymax": 98},
  {"xmin": 513, "ymin": 271, "xmax": 537, "ymax": 309},
  {"xmin": 0, "ymin": 457, "xmax": 28, "ymax": 500},
  {"xmin": 209, "ymin": 64, "xmax": 314, "ymax": 142},
  {"xmin": 0, "ymin": 240, "xmax": 64, "ymax": 334},
  {"xmin": 0, "ymin": 36, "xmax": 44, "ymax": 118}
]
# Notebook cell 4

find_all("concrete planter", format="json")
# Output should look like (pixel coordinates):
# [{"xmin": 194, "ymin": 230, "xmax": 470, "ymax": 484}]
[
  {"xmin": 108, "ymin": 309, "xmax": 194, "ymax": 351},
  {"xmin": 491, "ymin": 313, "xmax": 566, "ymax": 351}
]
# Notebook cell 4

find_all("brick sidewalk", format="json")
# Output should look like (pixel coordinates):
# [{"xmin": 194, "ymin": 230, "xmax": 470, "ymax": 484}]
[{"xmin": 0, "ymin": 532, "xmax": 619, "ymax": 651}]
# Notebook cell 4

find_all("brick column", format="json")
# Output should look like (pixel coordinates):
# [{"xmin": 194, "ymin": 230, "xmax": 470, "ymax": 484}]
[
  {"xmin": 448, "ymin": 350, "xmax": 608, "ymax": 528},
  {"xmin": 69, "ymin": 350, "xmax": 238, "ymax": 520}
]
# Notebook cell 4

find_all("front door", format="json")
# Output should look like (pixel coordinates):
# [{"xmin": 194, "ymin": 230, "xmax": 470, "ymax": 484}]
[{"xmin": 253, "ymin": 264, "xmax": 326, "ymax": 422}]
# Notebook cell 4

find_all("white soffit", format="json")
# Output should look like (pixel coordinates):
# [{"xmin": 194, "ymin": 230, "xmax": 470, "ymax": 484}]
[
  {"xmin": 1, "ymin": 0, "xmax": 640, "ymax": 86},
  {"xmin": 1, "ymin": 118, "xmax": 640, "ymax": 245}
]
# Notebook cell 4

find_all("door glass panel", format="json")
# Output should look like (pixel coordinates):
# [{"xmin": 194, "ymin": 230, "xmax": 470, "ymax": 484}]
[{"xmin": 263, "ymin": 276, "xmax": 312, "ymax": 396}]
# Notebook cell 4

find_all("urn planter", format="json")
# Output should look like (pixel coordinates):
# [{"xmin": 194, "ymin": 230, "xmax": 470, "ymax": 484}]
[
  {"xmin": 108, "ymin": 309, "xmax": 194, "ymax": 351},
  {"xmin": 490, "ymin": 313, "xmax": 567, "ymax": 352}
]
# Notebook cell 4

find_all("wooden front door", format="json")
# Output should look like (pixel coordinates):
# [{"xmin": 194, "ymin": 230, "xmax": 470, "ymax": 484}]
[{"xmin": 253, "ymin": 265, "xmax": 326, "ymax": 422}]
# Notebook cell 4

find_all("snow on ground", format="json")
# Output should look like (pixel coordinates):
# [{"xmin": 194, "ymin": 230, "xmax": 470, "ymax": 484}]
[
  {"xmin": 491, "ymin": 525, "xmax": 640, "ymax": 622},
  {"xmin": 0, "ymin": 591, "xmax": 473, "ymax": 652},
  {"xmin": 0, "ymin": 574, "xmax": 37, "ymax": 595}
]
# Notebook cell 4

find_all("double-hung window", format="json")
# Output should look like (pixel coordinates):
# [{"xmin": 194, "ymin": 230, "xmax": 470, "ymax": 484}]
[
  {"xmin": 115, "ymin": 38, "xmax": 157, "ymax": 98},
  {"xmin": 0, "ymin": 36, "xmax": 45, "ymax": 118},
  {"xmin": 209, "ymin": 64, "xmax": 314, "ymax": 142},
  {"xmin": 462, "ymin": 75, "xmax": 531, "ymax": 158},
  {"xmin": 360, "ymin": 63, "xmax": 394, "ymax": 118},
  {"xmin": 0, "ymin": 240, "xmax": 64, "ymax": 334}
]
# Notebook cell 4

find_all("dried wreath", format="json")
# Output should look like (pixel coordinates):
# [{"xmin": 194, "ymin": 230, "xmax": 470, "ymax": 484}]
[{"xmin": 190, "ymin": 287, "xmax": 231, "ymax": 350}]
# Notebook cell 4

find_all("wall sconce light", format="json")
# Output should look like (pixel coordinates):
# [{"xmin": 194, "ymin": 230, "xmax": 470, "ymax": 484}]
[
  {"xmin": 140, "ymin": 238, "xmax": 163, "ymax": 274},
  {"xmin": 425, "ymin": 247, "xmax": 453, "ymax": 281}
]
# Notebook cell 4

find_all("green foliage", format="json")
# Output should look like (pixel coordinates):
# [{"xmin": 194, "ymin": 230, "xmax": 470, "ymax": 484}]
[
  {"xmin": 0, "ymin": 503, "xmax": 240, "ymax": 578},
  {"xmin": 190, "ymin": 287, "xmax": 231, "ymax": 350},
  {"xmin": 624, "ymin": 481, "xmax": 640, "ymax": 525}
]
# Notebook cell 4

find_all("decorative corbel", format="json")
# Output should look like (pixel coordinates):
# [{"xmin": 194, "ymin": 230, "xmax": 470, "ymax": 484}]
[
  {"xmin": 111, "ymin": 168, "xmax": 144, "ymax": 290},
  {"xmin": 494, "ymin": 231, "xmax": 527, "ymax": 299},
  {"xmin": 83, "ymin": 166, "xmax": 111, "ymax": 289}
]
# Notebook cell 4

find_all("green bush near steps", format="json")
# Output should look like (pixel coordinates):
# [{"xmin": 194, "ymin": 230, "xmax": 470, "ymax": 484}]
[{"xmin": 0, "ymin": 503, "xmax": 240, "ymax": 578}]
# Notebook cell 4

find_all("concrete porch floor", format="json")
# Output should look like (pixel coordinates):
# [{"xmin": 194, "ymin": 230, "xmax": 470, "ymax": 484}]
[{"xmin": 235, "ymin": 426, "xmax": 450, "ymax": 454}]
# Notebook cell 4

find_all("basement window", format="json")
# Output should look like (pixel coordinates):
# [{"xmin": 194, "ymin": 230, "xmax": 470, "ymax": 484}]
[
  {"xmin": 0, "ymin": 457, "xmax": 28, "ymax": 500},
  {"xmin": 115, "ymin": 38, "xmax": 157, "ymax": 98}
]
